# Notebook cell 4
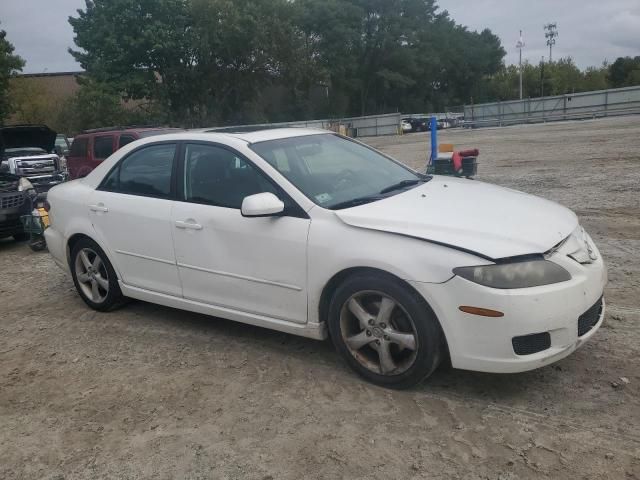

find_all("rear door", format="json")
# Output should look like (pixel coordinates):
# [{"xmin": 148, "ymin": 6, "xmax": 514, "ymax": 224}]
[{"xmin": 88, "ymin": 142, "xmax": 181, "ymax": 296}]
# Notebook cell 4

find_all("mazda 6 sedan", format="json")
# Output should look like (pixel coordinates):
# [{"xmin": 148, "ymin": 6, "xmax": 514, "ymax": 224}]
[{"xmin": 44, "ymin": 128, "xmax": 606, "ymax": 388}]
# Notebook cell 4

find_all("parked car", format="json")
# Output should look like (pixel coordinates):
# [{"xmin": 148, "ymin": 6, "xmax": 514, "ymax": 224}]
[
  {"xmin": 55, "ymin": 134, "xmax": 70, "ymax": 156},
  {"xmin": 67, "ymin": 126, "xmax": 182, "ymax": 179},
  {"xmin": 401, "ymin": 119, "xmax": 412, "ymax": 133},
  {"xmin": 44, "ymin": 128, "xmax": 606, "ymax": 388},
  {"xmin": 0, "ymin": 171, "xmax": 36, "ymax": 242},
  {"xmin": 408, "ymin": 117, "xmax": 429, "ymax": 132},
  {"xmin": 0, "ymin": 125, "xmax": 67, "ymax": 198}
]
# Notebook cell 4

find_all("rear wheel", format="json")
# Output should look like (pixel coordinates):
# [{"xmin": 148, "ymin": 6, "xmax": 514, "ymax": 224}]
[
  {"xmin": 328, "ymin": 272, "xmax": 443, "ymax": 389},
  {"xmin": 70, "ymin": 238, "xmax": 124, "ymax": 311}
]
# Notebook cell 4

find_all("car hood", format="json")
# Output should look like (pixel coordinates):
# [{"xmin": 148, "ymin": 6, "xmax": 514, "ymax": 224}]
[
  {"xmin": 333, "ymin": 176, "xmax": 578, "ymax": 260},
  {"xmin": 0, "ymin": 125, "xmax": 57, "ymax": 154}
]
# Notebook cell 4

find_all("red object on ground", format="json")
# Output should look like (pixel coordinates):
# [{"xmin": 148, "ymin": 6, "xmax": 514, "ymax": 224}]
[
  {"xmin": 452, "ymin": 151, "xmax": 462, "ymax": 172},
  {"xmin": 458, "ymin": 148, "xmax": 479, "ymax": 158}
]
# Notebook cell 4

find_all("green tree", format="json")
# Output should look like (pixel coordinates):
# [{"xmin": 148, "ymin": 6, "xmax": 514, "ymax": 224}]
[
  {"xmin": 70, "ymin": 0, "xmax": 196, "ymax": 124},
  {"xmin": 608, "ymin": 56, "xmax": 640, "ymax": 88},
  {"xmin": 0, "ymin": 25, "xmax": 25, "ymax": 124}
]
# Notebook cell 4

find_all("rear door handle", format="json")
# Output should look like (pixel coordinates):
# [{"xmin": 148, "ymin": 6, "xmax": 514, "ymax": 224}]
[
  {"xmin": 175, "ymin": 220, "xmax": 203, "ymax": 230},
  {"xmin": 89, "ymin": 204, "xmax": 109, "ymax": 213}
]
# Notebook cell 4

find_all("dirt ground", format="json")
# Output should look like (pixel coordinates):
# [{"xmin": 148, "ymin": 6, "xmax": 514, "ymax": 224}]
[{"xmin": 1, "ymin": 116, "xmax": 639, "ymax": 479}]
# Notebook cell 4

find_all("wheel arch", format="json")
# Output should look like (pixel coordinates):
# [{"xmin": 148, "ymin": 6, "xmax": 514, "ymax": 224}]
[
  {"xmin": 66, "ymin": 232, "xmax": 121, "ymax": 281},
  {"xmin": 319, "ymin": 267, "xmax": 445, "ymax": 337}
]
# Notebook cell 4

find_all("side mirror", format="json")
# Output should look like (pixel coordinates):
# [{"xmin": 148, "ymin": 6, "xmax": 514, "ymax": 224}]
[{"xmin": 241, "ymin": 192, "xmax": 285, "ymax": 217}]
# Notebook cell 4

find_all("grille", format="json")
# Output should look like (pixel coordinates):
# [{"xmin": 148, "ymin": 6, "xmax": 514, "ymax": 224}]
[
  {"xmin": 0, "ymin": 193, "xmax": 26, "ymax": 209},
  {"xmin": 0, "ymin": 217, "xmax": 22, "ymax": 235},
  {"xmin": 578, "ymin": 297, "xmax": 604, "ymax": 337},
  {"xmin": 512, "ymin": 332, "xmax": 551, "ymax": 355},
  {"xmin": 0, "ymin": 179, "xmax": 19, "ymax": 193},
  {"xmin": 16, "ymin": 158, "xmax": 57, "ymax": 176}
]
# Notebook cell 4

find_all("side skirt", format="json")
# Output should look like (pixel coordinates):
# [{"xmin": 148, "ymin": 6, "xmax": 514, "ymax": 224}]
[{"xmin": 119, "ymin": 282, "xmax": 328, "ymax": 340}]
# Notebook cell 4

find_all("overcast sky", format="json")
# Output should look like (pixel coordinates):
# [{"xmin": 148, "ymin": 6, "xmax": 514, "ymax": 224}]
[{"xmin": 1, "ymin": 0, "xmax": 639, "ymax": 74}]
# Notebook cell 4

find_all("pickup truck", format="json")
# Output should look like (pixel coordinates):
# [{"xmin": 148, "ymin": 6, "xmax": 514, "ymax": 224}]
[
  {"xmin": 0, "ymin": 125, "xmax": 67, "ymax": 197},
  {"xmin": 0, "ymin": 125, "xmax": 67, "ymax": 242}
]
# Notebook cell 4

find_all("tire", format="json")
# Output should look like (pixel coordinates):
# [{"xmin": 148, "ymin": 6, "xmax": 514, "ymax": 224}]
[
  {"xmin": 328, "ymin": 272, "xmax": 443, "ymax": 389},
  {"xmin": 70, "ymin": 237, "xmax": 124, "ymax": 312},
  {"xmin": 13, "ymin": 232, "xmax": 30, "ymax": 242}
]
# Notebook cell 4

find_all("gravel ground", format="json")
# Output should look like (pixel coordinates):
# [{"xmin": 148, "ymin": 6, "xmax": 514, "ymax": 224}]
[{"xmin": 1, "ymin": 115, "xmax": 639, "ymax": 479}]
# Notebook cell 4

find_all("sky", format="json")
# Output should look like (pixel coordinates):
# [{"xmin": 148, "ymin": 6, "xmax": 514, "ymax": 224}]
[{"xmin": 1, "ymin": 0, "xmax": 639, "ymax": 74}]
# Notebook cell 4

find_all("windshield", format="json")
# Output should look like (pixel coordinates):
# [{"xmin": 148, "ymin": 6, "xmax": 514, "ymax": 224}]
[{"xmin": 250, "ymin": 134, "xmax": 424, "ymax": 209}]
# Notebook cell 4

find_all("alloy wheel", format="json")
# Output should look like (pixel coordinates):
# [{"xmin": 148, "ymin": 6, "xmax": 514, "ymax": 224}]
[
  {"xmin": 74, "ymin": 247, "xmax": 109, "ymax": 303},
  {"xmin": 339, "ymin": 290, "xmax": 419, "ymax": 375}
]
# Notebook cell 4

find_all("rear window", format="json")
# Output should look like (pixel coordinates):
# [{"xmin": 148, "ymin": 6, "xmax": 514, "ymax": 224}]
[
  {"xmin": 69, "ymin": 138, "xmax": 88, "ymax": 157},
  {"xmin": 94, "ymin": 136, "xmax": 114, "ymax": 159}
]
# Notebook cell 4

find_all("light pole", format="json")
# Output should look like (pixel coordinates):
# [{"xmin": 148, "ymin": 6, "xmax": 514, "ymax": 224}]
[
  {"xmin": 516, "ymin": 30, "xmax": 525, "ymax": 100},
  {"xmin": 540, "ymin": 56, "xmax": 545, "ymax": 98},
  {"xmin": 544, "ymin": 23, "xmax": 558, "ymax": 62}
]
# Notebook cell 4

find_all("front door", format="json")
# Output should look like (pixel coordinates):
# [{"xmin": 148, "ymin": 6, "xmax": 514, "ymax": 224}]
[
  {"xmin": 171, "ymin": 143, "xmax": 310, "ymax": 324},
  {"xmin": 89, "ymin": 142, "xmax": 181, "ymax": 296}
]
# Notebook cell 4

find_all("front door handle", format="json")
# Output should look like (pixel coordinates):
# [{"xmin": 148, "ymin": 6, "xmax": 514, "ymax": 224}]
[
  {"xmin": 89, "ymin": 203, "xmax": 109, "ymax": 213},
  {"xmin": 175, "ymin": 220, "xmax": 203, "ymax": 230}
]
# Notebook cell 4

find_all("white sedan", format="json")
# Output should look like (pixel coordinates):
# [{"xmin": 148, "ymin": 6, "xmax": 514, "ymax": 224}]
[{"xmin": 44, "ymin": 128, "xmax": 606, "ymax": 388}]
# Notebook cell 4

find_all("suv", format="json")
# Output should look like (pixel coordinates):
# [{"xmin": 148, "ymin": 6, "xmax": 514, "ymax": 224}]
[
  {"xmin": 67, "ymin": 126, "xmax": 181, "ymax": 179},
  {"xmin": 0, "ymin": 125, "xmax": 67, "ymax": 197}
]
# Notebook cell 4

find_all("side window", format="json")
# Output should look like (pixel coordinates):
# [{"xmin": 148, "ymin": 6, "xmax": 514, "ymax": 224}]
[
  {"xmin": 118, "ymin": 134, "xmax": 136, "ymax": 149},
  {"xmin": 183, "ymin": 143, "xmax": 277, "ymax": 209},
  {"xmin": 101, "ymin": 143, "xmax": 176, "ymax": 198},
  {"xmin": 69, "ymin": 138, "xmax": 88, "ymax": 157},
  {"xmin": 94, "ymin": 136, "xmax": 114, "ymax": 159}
]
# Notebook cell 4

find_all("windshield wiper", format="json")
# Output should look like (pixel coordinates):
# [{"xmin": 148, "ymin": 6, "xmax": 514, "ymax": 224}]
[
  {"xmin": 329, "ymin": 195, "xmax": 383, "ymax": 210},
  {"xmin": 379, "ymin": 178, "xmax": 424, "ymax": 195}
]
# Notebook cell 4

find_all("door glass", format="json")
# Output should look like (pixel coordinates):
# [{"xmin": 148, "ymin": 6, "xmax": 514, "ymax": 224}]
[
  {"xmin": 103, "ymin": 143, "xmax": 176, "ymax": 197},
  {"xmin": 118, "ymin": 135, "xmax": 136, "ymax": 149},
  {"xmin": 93, "ymin": 136, "xmax": 115, "ymax": 159},
  {"xmin": 183, "ymin": 144, "xmax": 277, "ymax": 209},
  {"xmin": 69, "ymin": 138, "xmax": 88, "ymax": 157}
]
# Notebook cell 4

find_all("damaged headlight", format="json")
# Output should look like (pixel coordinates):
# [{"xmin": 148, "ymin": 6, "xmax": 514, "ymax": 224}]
[
  {"xmin": 18, "ymin": 177, "xmax": 34, "ymax": 192},
  {"xmin": 453, "ymin": 259, "xmax": 571, "ymax": 289}
]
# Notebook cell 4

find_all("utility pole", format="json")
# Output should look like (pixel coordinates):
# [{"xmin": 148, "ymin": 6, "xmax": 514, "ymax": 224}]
[
  {"xmin": 540, "ymin": 56, "xmax": 545, "ymax": 98},
  {"xmin": 516, "ymin": 30, "xmax": 525, "ymax": 100},
  {"xmin": 544, "ymin": 23, "xmax": 558, "ymax": 61}
]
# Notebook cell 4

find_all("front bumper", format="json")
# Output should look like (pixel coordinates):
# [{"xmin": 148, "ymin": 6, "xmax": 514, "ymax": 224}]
[
  {"xmin": 410, "ymin": 247, "xmax": 607, "ymax": 374},
  {"xmin": 0, "ymin": 191, "xmax": 31, "ymax": 238}
]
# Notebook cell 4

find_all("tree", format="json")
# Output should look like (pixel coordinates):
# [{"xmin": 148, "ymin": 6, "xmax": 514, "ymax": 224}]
[
  {"xmin": 0, "ymin": 25, "xmax": 25, "ymax": 124},
  {"xmin": 8, "ymin": 77, "xmax": 58, "ymax": 125},
  {"xmin": 55, "ymin": 79, "xmax": 163, "ymax": 134},
  {"xmin": 608, "ymin": 56, "xmax": 640, "ymax": 88},
  {"xmin": 68, "ymin": 0, "xmax": 507, "ymax": 123},
  {"xmin": 70, "ymin": 0, "xmax": 196, "ymax": 124}
]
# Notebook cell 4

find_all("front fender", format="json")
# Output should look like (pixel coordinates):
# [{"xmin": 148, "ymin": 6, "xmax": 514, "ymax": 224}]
[{"xmin": 306, "ymin": 212, "xmax": 490, "ymax": 324}]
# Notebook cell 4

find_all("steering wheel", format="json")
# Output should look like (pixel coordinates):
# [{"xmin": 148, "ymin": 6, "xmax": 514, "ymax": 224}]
[{"xmin": 333, "ymin": 168, "xmax": 358, "ymax": 191}]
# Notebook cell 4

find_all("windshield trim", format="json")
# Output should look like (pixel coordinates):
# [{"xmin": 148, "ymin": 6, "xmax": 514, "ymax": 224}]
[{"xmin": 249, "ymin": 133, "xmax": 427, "ymax": 210}]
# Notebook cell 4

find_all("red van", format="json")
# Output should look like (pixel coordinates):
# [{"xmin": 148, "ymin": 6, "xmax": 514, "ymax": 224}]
[{"xmin": 67, "ymin": 126, "xmax": 181, "ymax": 179}]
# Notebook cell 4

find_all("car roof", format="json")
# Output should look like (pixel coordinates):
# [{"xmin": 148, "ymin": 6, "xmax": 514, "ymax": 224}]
[
  {"xmin": 77, "ymin": 126, "xmax": 182, "ymax": 136},
  {"xmin": 187, "ymin": 127, "xmax": 329, "ymax": 144}
]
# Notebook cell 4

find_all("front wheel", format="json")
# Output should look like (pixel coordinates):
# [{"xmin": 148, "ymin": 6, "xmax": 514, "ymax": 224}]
[
  {"xmin": 328, "ymin": 272, "xmax": 444, "ymax": 389},
  {"xmin": 70, "ymin": 238, "xmax": 124, "ymax": 311}
]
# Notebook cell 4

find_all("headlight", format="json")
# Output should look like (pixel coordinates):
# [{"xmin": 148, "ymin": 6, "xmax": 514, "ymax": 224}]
[
  {"xmin": 18, "ymin": 177, "xmax": 34, "ymax": 192},
  {"xmin": 453, "ymin": 259, "xmax": 571, "ymax": 289}
]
